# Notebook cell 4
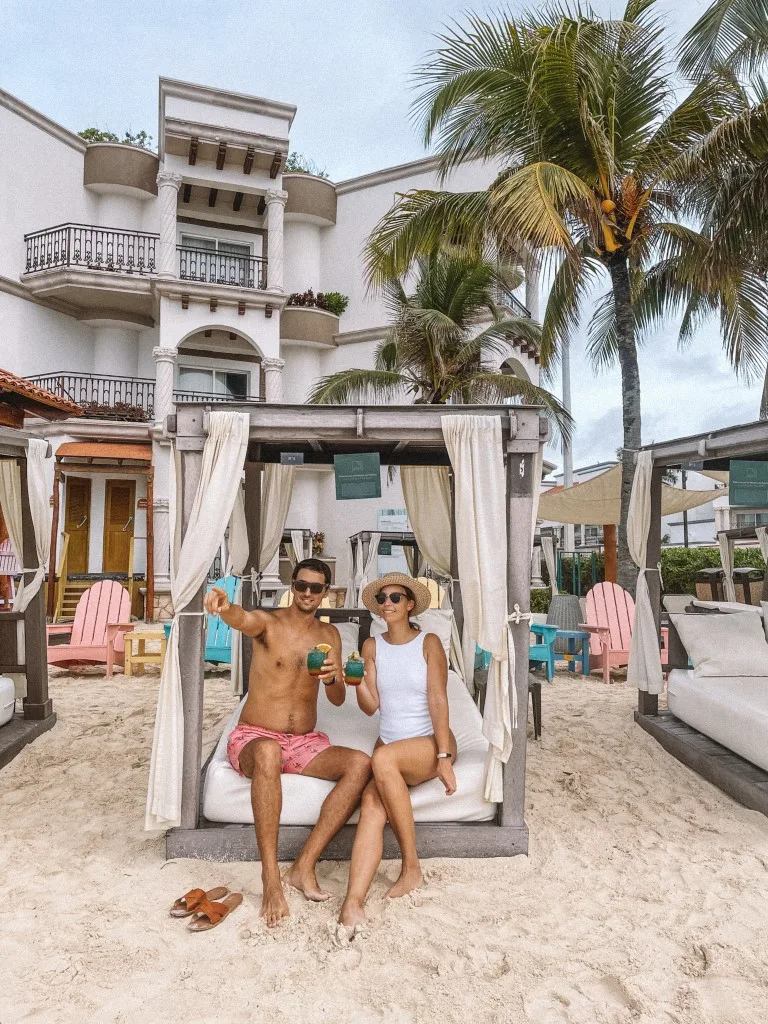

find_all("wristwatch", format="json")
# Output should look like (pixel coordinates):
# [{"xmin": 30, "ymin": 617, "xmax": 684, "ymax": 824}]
[
  {"xmin": 436, "ymin": 752, "xmax": 453, "ymax": 759},
  {"xmin": 322, "ymin": 677, "xmax": 337, "ymax": 687}
]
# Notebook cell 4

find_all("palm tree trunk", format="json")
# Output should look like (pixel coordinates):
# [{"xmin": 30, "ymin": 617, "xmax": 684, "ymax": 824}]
[
  {"xmin": 608, "ymin": 254, "xmax": 641, "ymax": 596},
  {"xmin": 761, "ymin": 362, "xmax": 768, "ymax": 420}
]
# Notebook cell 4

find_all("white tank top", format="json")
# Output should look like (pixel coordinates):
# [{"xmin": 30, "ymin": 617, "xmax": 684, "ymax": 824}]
[{"xmin": 375, "ymin": 631, "xmax": 433, "ymax": 744}]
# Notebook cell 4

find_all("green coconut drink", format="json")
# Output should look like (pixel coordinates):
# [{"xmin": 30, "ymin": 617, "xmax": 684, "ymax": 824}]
[
  {"xmin": 307, "ymin": 643, "xmax": 332, "ymax": 677},
  {"xmin": 344, "ymin": 651, "xmax": 365, "ymax": 686}
]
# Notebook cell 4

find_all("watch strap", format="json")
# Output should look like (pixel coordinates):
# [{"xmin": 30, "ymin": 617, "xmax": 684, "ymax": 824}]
[{"xmin": 436, "ymin": 752, "xmax": 453, "ymax": 759}]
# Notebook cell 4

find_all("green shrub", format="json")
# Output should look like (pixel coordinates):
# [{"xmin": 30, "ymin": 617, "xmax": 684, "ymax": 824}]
[
  {"xmin": 319, "ymin": 291, "xmax": 349, "ymax": 316},
  {"xmin": 661, "ymin": 546, "xmax": 765, "ymax": 594},
  {"xmin": 530, "ymin": 588, "xmax": 552, "ymax": 613}
]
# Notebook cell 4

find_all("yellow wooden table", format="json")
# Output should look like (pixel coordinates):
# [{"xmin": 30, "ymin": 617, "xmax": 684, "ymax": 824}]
[{"xmin": 124, "ymin": 630, "xmax": 167, "ymax": 676}]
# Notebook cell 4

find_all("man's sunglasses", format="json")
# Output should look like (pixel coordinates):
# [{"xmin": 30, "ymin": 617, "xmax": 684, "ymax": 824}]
[
  {"xmin": 293, "ymin": 580, "xmax": 327, "ymax": 595},
  {"xmin": 375, "ymin": 591, "xmax": 409, "ymax": 605}
]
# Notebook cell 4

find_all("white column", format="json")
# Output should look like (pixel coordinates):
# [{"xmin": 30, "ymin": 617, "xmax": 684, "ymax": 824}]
[
  {"xmin": 262, "ymin": 357, "xmax": 285, "ymax": 403},
  {"xmin": 156, "ymin": 170, "xmax": 183, "ymax": 279},
  {"xmin": 524, "ymin": 261, "xmax": 540, "ymax": 322},
  {"xmin": 153, "ymin": 496, "xmax": 172, "ymax": 594},
  {"xmin": 265, "ymin": 188, "xmax": 288, "ymax": 292},
  {"xmin": 153, "ymin": 346, "xmax": 177, "ymax": 425}
]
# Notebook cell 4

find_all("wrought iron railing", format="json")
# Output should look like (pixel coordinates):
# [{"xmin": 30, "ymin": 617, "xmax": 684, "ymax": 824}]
[
  {"xmin": 24, "ymin": 224, "xmax": 158, "ymax": 275},
  {"xmin": 490, "ymin": 283, "xmax": 531, "ymax": 318},
  {"xmin": 174, "ymin": 390, "xmax": 265, "ymax": 405},
  {"xmin": 26, "ymin": 372, "xmax": 155, "ymax": 421},
  {"xmin": 177, "ymin": 246, "xmax": 268, "ymax": 289}
]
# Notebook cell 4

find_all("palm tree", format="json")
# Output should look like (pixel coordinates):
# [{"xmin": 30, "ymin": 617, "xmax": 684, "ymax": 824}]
[
  {"xmin": 364, "ymin": 0, "xmax": 764, "ymax": 591},
  {"xmin": 309, "ymin": 251, "xmax": 571, "ymax": 432}
]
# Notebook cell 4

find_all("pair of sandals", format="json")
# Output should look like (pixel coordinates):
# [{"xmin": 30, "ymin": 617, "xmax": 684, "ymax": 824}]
[{"xmin": 170, "ymin": 887, "xmax": 243, "ymax": 932}]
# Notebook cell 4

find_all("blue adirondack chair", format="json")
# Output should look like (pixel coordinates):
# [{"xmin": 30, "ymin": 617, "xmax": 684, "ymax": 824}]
[
  {"xmin": 163, "ymin": 575, "xmax": 239, "ymax": 664},
  {"xmin": 529, "ymin": 623, "xmax": 558, "ymax": 682}
]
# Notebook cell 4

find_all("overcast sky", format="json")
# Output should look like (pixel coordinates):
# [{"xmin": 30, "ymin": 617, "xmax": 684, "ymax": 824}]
[{"xmin": 1, "ymin": 0, "xmax": 761, "ymax": 470}]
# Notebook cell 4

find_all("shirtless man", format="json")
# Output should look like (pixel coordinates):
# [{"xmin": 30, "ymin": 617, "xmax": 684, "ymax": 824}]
[{"xmin": 204, "ymin": 558, "xmax": 371, "ymax": 927}]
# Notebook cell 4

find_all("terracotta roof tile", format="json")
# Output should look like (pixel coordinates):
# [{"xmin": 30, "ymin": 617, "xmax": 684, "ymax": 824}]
[{"xmin": 0, "ymin": 368, "xmax": 82, "ymax": 417}]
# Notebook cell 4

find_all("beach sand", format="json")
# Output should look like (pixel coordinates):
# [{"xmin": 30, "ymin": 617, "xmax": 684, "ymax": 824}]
[{"xmin": 3, "ymin": 668, "xmax": 768, "ymax": 1024}]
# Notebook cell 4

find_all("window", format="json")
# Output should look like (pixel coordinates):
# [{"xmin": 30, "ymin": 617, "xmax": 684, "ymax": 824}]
[
  {"xmin": 180, "ymin": 234, "xmax": 252, "ymax": 257},
  {"xmin": 735, "ymin": 511, "xmax": 768, "ymax": 528},
  {"xmin": 178, "ymin": 367, "xmax": 249, "ymax": 399}
]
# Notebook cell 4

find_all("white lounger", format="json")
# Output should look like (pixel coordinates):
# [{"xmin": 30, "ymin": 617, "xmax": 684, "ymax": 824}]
[
  {"xmin": 667, "ymin": 669, "xmax": 768, "ymax": 773},
  {"xmin": 203, "ymin": 670, "xmax": 497, "ymax": 825}
]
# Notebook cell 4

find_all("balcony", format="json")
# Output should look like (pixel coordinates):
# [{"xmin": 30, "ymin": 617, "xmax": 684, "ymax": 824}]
[
  {"xmin": 177, "ymin": 246, "xmax": 267, "ymax": 290},
  {"xmin": 174, "ymin": 389, "xmax": 265, "ymax": 405},
  {"xmin": 25, "ymin": 224, "xmax": 158, "ymax": 276},
  {"xmin": 26, "ymin": 373, "xmax": 155, "ymax": 421}
]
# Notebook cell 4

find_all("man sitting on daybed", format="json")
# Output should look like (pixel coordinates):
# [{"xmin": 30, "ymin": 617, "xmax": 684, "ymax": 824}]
[{"xmin": 204, "ymin": 558, "xmax": 371, "ymax": 927}]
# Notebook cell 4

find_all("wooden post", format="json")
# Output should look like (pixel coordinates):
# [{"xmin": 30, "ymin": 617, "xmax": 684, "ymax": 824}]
[
  {"xmin": 20, "ymin": 456, "xmax": 51, "ymax": 721},
  {"xmin": 603, "ymin": 523, "xmax": 617, "ymax": 583},
  {"xmin": 502, "ymin": 448, "xmax": 536, "ymax": 828},
  {"xmin": 449, "ymin": 471, "xmax": 465, "ymax": 639},
  {"xmin": 46, "ymin": 463, "xmax": 61, "ymax": 621},
  {"xmin": 145, "ymin": 467, "xmax": 154, "ymax": 622},
  {"xmin": 638, "ymin": 465, "xmax": 663, "ymax": 717},
  {"xmin": 241, "ymin": 455, "xmax": 262, "ymax": 693},
  {"xmin": 178, "ymin": 446, "xmax": 206, "ymax": 831}
]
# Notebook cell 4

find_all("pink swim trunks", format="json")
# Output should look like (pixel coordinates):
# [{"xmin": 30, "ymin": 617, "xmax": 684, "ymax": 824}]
[{"xmin": 227, "ymin": 723, "xmax": 331, "ymax": 776}]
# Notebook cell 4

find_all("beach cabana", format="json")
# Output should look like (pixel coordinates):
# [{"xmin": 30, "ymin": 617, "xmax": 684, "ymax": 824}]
[
  {"xmin": 628, "ymin": 420, "xmax": 768, "ymax": 815},
  {"xmin": 145, "ymin": 402, "xmax": 546, "ymax": 861}
]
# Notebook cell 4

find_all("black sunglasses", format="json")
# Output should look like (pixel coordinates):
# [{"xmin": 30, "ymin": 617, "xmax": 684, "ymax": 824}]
[
  {"xmin": 375, "ymin": 591, "xmax": 408, "ymax": 605},
  {"xmin": 293, "ymin": 580, "xmax": 327, "ymax": 595}
]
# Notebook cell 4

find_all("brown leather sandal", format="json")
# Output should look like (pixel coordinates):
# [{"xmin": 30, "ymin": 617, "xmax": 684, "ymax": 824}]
[
  {"xmin": 187, "ymin": 892, "xmax": 243, "ymax": 932},
  {"xmin": 170, "ymin": 887, "xmax": 228, "ymax": 918}
]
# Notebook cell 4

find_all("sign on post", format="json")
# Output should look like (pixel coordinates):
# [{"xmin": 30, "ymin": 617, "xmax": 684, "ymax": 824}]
[
  {"xmin": 729, "ymin": 460, "xmax": 768, "ymax": 507},
  {"xmin": 334, "ymin": 453, "xmax": 381, "ymax": 500},
  {"xmin": 281, "ymin": 452, "xmax": 304, "ymax": 466}
]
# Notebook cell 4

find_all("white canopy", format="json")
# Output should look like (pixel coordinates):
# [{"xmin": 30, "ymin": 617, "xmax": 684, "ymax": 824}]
[{"xmin": 537, "ymin": 464, "xmax": 726, "ymax": 525}]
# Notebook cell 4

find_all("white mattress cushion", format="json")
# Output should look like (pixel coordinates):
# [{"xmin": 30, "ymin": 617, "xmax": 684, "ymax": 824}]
[
  {"xmin": 371, "ymin": 609, "xmax": 453, "ymax": 657},
  {"xmin": 667, "ymin": 669, "xmax": 768, "ymax": 772},
  {"xmin": 203, "ymin": 670, "xmax": 496, "ymax": 825},
  {"xmin": 334, "ymin": 621, "xmax": 360, "ymax": 662},
  {"xmin": 669, "ymin": 611, "xmax": 768, "ymax": 677}
]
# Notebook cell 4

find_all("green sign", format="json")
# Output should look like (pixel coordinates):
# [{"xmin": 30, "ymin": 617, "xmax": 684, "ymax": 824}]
[
  {"xmin": 379, "ymin": 541, "xmax": 393, "ymax": 556},
  {"xmin": 334, "ymin": 453, "xmax": 382, "ymax": 501},
  {"xmin": 729, "ymin": 460, "xmax": 768, "ymax": 507}
]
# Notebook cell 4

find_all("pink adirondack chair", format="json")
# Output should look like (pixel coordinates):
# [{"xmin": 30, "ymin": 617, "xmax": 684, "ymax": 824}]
[
  {"xmin": 47, "ymin": 580, "xmax": 133, "ymax": 678},
  {"xmin": 580, "ymin": 582, "xmax": 635, "ymax": 683}
]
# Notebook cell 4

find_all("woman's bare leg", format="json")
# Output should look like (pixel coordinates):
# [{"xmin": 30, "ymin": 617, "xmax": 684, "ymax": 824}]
[{"xmin": 339, "ymin": 780, "xmax": 387, "ymax": 928}]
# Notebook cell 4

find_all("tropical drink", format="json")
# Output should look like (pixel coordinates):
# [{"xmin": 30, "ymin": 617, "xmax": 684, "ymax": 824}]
[
  {"xmin": 344, "ymin": 652, "xmax": 365, "ymax": 686},
  {"xmin": 307, "ymin": 643, "xmax": 332, "ymax": 677}
]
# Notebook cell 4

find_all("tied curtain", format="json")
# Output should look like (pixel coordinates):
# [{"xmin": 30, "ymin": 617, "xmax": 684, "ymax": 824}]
[
  {"xmin": 718, "ymin": 533, "xmax": 737, "ymax": 602},
  {"xmin": 344, "ymin": 534, "xmax": 382, "ymax": 607},
  {"xmin": 442, "ymin": 415, "xmax": 519, "ymax": 802},
  {"xmin": 756, "ymin": 526, "xmax": 768, "ymax": 564},
  {"xmin": 286, "ymin": 529, "xmax": 311, "ymax": 567},
  {"xmin": 146, "ymin": 411, "xmax": 250, "ymax": 830},
  {"xmin": 626, "ymin": 451, "xmax": 664, "ymax": 694},
  {"xmin": 344, "ymin": 538, "xmax": 358, "ymax": 608},
  {"xmin": 541, "ymin": 534, "xmax": 557, "ymax": 597},
  {"xmin": 226, "ymin": 464, "xmax": 295, "ymax": 695}
]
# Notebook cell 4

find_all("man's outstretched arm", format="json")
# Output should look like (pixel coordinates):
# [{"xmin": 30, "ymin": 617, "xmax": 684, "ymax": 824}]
[{"xmin": 203, "ymin": 586, "xmax": 268, "ymax": 637}]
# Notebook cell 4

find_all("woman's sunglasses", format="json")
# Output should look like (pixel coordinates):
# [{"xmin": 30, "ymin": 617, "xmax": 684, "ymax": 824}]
[
  {"xmin": 375, "ymin": 591, "xmax": 409, "ymax": 605},
  {"xmin": 293, "ymin": 580, "xmax": 327, "ymax": 595}
]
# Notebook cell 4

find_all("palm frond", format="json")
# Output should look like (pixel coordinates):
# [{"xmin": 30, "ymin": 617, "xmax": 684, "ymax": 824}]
[
  {"xmin": 308, "ymin": 369, "xmax": 411, "ymax": 405},
  {"xmin": 679, "ymin": 0, "xmax": 768, "ymax": 79},
  {"xmin": 463, "ymin": 371, "xmax": 573, "ymax": 443}
]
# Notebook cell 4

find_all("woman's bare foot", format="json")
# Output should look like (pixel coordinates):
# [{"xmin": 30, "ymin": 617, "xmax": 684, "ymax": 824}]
[
  {"xmin": 283, "ymin": 862, "xmax": 332, "ymax": 902},
  {"xmin": 386, "ymin": 866, "xmax": 423, "ymax": 899},
  {"xmin": 339, "ymin": 899, "xmax": 368, "ymax": 930},
  {"xmin": 262, "ymin": 883, "xmax": 290, "ymax": 928}
]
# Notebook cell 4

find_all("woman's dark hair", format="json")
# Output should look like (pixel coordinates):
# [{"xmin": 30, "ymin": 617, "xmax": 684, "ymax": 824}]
[{"xmin": 292, "ymin": 558, "xmax": 331, "ymax": 588}]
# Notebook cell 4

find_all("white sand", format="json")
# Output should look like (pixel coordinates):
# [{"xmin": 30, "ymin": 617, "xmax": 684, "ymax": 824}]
[{"xmin": 3, "ymin": 669, "xmax": 768, "ymax": 1024}]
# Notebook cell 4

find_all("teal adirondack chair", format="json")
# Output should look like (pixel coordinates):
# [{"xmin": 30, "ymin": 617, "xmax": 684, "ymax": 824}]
[
  {"xmin": 163, "ymin": 575, "xmax": 239, "ymax": 664},
  {"xmin": 529, "ymin": 623, "xmax": 558, "ymax": 682}
]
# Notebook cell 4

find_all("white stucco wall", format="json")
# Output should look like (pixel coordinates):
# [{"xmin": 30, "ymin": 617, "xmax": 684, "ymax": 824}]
[
  {"xmin": 0, "ymin": 290, "xmax": 95, "ymax": 376},
  {"xmin": 92, "ymin": 326, "xmax": 140, "ymax": 377},
  {"xmin": 283, "ymin": 220, "xmax": 322, "ymax": 295}
]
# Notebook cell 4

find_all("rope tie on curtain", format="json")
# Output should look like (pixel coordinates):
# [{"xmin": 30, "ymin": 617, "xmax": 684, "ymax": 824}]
[{"xmin": 507, "ymin": 604, "xmax": 532, "ymax": 626}]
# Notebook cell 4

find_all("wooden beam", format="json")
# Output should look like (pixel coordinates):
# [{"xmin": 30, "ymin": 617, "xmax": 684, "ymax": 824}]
[
  {"xmin": 181, "ymin": 183, "xmax": 192, "ymax": 204},
  {"xmin": 215, "ymin": 141, "xmax": 227, "ymax": 170},
  {"xmin": 603, "ymin": 523, "xmax": 617, "ymax": 583},
  {"xmin": 208, "ymin": 188, "xmax": 218, "ymax": 208},
  {"xmin": 502, "ymin": 449, "xmax": 536, "ymax": 828},
  {"xmin": 243, "ymin": 145, "xmax": 254, "ymax": 175},
  {"xmin": 638, "ymin": 466, "xmax": 663, "ymax": 717},
  {"xmin": 47, "ymin": 463, "xmax": 61, "ymax": 620},
  {"xmin": 257, "ymin": 195, "xmax": 266, "ymax": 217},
  {"xmin": 188, "ymin": 137, "xmax": 198, "ymax": 165},
  {"xmin": 178, "ymin": 446, "xmax": 206, "ymax": 830},
  {"xmin": 146, "ymin": 466, "xmax": 154, "ymax": 623},
  {"xmin": 20, "ymin": 456, "xmax": 51, "ymax": 721},
  {"xmin": 232, "ymin": 191, "xmax": 244, "ymax": 212},
  {"xmin": 269, "ymin": 151, "xmax": 282, "ymax": 179}
]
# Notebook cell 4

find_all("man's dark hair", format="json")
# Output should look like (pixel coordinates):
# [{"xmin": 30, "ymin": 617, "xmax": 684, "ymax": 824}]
[{"xmin": 292, "ymin": 557, "xmax": 331, "ymax": 588}]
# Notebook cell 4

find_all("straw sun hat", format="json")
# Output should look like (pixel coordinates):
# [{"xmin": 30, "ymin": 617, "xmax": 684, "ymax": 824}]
[{"xmin": 361, "ymin": 573, "xmax": 432, "ymax": 617}]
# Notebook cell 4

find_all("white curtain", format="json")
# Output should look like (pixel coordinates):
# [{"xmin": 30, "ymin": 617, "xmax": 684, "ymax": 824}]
[
  {"xmin": 0, "ymin": 438, "xmax": 51, "ymax": 613},
  {"xmin": 442, "ymin": 415, "xmax": 514, "ymax": 802},
  {"xmin": 718, "ymin": 532, "xmax": 737, "ymax": 602},
  {"xmin": 541, "ymin": 534, "xmax": 557, "ymax": 597},
  {"xmin": 146, "ymin": 411, "xmax": 250, "ymax": 830},
  {"xmin": 287, "ymin": 528, "xmax": 311, "ymax": 566},
  {"xmin": 401, "ymin": 466, "xmax": 451, "ymax": 577},
  {"xmin": 359, "ymin": 532, "xmax": 382, "ymax": 597},
  {"xmin": 226, "ymin": 484, "xmax": 248, "ymax": 577},
  {"xmin": 626, "ymin": 451, "xmax": 664, "ymax": 695},
  {"xmin": 344, "ymin": 537, "xmax": 358, "ymax": 608},
  {"xmin": 756, "ymin": 526, "xmax": 768, "ymax": 563}
]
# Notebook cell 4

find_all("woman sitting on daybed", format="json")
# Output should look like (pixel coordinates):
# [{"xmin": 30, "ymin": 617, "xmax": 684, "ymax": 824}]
[{"xmin": 339, "ymin": 573, "xmax": 457, "ymax": 930}]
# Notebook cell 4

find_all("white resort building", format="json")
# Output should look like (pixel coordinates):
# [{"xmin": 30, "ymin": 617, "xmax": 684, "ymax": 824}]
[{"xmin": 1, "ymin": 78, "xmax": 541, "ymax": 618}]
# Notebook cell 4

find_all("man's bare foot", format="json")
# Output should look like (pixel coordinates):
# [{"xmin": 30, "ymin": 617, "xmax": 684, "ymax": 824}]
[
  {"xmin": 283, "ymin": 862, "xmax": 332, "ymax": 902},
  {"xmin": 339, "ymin": 899, "xmax": 368, "ymax": 930},
  {"xmin": 386, "ymin": 866, "xmax": 423, "ymax": 899},
  {"xmin": 262, "ymin": 883, "xmax": 290, "ymax": 927}
]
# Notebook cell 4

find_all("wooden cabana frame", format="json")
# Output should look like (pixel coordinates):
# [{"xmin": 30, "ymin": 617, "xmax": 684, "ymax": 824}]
[
  {"xmin": 165, "ymin": 402, "xmax": 548, "ymax": 861},
  {"xmin": 0, "ymin": 425, "xmax": 55, "ymax": 769},
  {"xmin": 634, "ymin": 419, "xmax": 768, "ymax": 813}
]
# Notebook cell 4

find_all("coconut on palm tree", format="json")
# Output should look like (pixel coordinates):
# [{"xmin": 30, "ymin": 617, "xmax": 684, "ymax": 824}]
[
  {"xmin": 364, "ymin": 0, "xmax": 765, "ymax": 591},
  {"xmin": 309, "ymin": 250, "xmax": 571, "ymax": 434}
]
